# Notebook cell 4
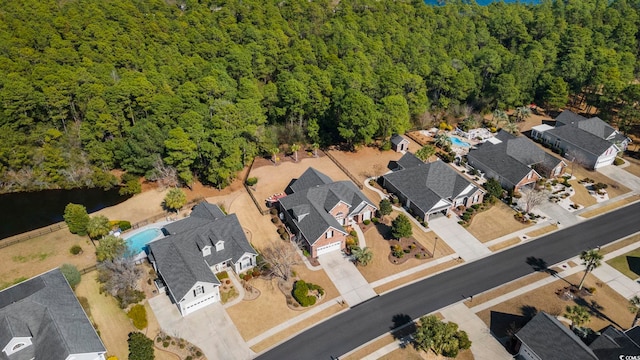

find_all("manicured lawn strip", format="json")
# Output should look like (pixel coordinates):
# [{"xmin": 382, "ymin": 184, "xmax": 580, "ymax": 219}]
[
  {"xmin": 607, "ymin": 248, "xmax": 640, "ymax": 280},
  {"xmin": 250, "ymin": 303, "xmax": 343, "ymax": 353},
  {"xmin": 475, "ymin": 273, "xmax": 633, "ymax": 332},
  {"xmin": 580, "ymin": 195, "xmax": 640, "ymax": 218},
  {"xmin": 342, "ymin": 334, "xmax": 396, "ymax": 360},
  {"xmin": 463, "ymin": 271, "xmax": 552, "ymax": 308},
  {"xmin": 465, "ymin": 202, "xmax": 531, "ymax": 243},
  {"xmin": 599, "ymin": 233, "xmax": 640, "ymax": 256},
  {"xmin": 374, "ymin": 259, "xmax": 460, "ymax": 294},
  {"xmin": 488, "ymin": 238, "xmax": 520, "ymax": 252},
  {"xmin": 568, "ymin": 179, "xmax": 596, "ymax": 207}
]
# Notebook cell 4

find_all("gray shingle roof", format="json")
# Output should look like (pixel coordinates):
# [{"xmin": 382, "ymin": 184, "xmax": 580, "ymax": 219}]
[
  {"xmin": 287, "ymin": 167, "xmax": 333, "ymax": 194},
  {"xmin": 0, "ymin": 269, "xmax": 105, "ymax": 360},
  {"xmin": 625, "ymin": 325, "xmax": 640, "ymax": 345},
  {"xmin": 578, "ymin": 117, "xmax": 616, "ymax": 139},
  {"xmin": 396, "ymin": 152, "xmax": 425, "ymax": 170},
  {"xmin": 148, "ymin": 202, "xmax": 257, "ymax": 301},
  {"xmin": 515, "ymin": 312, "xmax": 597, "ymax": 360},
  {"xmin": 382, "ymin": 160, "xmax": 479, "ymax": 215},
  {"xmin": 589, "ymin": 325, "xmax": 640, "ymax": 359},
  {"xmin": 547, "ymin": 125, "xmax": 615, "ymax": 157},
  {"xmin": 279, "ymin": 169, "xmax": 375, "ymax": 245},
  {"xmin": 555, "ymin": 109, "xmax": 587, "ymax": 126},
  {"xmin": 390, "ymin": 134, "xmax": 408, "ymax": 146},
  {"xmin": 467, "ymin": 131, "xmax": 562, "ymax": 187}
]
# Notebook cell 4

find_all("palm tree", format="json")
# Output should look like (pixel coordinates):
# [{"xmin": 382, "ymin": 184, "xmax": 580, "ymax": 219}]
[
  {"xmin": 290, "ymin": 143, "xmax": 300, "ymax": 162},
  {"xmin": 564, "ymin": 305, "xmax": 590, "ymax": 329},
  {"xmin": 629, "ymin": 296, "xmax": 640, "ymax": 328},
  {"xmin": 514, "ymin": 106, "xmax": 532, "ymax": 122},
  {"xmin": 492, "ymin": 109, "xmax": 508, "ymax": 127},
  {"xmin": 351, "ymin": 246, "xmax": 373, "ymax": 266},
  {"xmin": 434, "ymin": 133, "xmax": 452, "ymax": 149},
  {"xmin": 270, "ymin": 147, "xmax": 279, "ymax": 165},
  {"xmin": 86, "ymin": 215, "xmax": 111, "ymax": 240},
  {"xmin": 578, "ymin": 249, "xmax": 603, "ymax": 290},
  {"xmin": 503, "ymin": 121, "xmax": 519, "ymax": 135},
  {"xmin": 164, "ymin": 188, "xmax": 187, "ymax": 214}
]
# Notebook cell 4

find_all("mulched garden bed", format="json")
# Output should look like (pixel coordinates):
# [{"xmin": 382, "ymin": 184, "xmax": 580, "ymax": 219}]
[
  {"xmin": 388, "ymin": 237, "xmax": 430, "ymax": 265},
  {"xmin": 241, "ymin": 280, "xmax": 260, "ymax": 301}
]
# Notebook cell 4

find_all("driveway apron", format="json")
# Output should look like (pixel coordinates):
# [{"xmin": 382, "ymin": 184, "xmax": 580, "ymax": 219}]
[
  {"xmin": 318, "ymin": 251, "xmax": 377, "ymax": 307},
  {"xmin": 149, "ymin": 295, "xmax": 253, "ymax": 360},
  {"xmin": 538, "ymin": 202, "xmax": 581, "ymax": 227},
  {"xmin": 428, "ymin": 216, "xmax": 491, "ymax": 261}
]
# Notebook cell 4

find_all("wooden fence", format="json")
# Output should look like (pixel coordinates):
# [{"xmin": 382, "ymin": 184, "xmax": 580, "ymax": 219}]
[
  {"xmin": 0, "ymin": 223, "xmax": 68, "ymax": 249},
  {"xmin": 244, "ymin": 158, "xmax": 270, "ymax": 215},
  {"xmin": 324, "ymin": 150, "xmax": 363, "ymax": 189}
]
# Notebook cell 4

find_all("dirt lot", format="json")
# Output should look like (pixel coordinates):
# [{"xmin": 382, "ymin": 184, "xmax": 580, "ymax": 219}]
[
  {"xmin": 327, "ymin": 141, "xmax": 421, "ymax": 183},
  {"xmin": 248, "ymin": 153, "xmax": 352, "ymax": 214},
  {"xmin": 0, "ymin": 231, "xmax": 96, "ymax": 287},
  {"xmin": 465, "ymin": 202, "xmax": 531, "ymax": 243},
  {"xmin": 357, "ymin": 214, "xmax": 454, "ymax": 283},
  {"xmin": 476, "ymin": 272, "xmax": 634, "ymax": 334}
]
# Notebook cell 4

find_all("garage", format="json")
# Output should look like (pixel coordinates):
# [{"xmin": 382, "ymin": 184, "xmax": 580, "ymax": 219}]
[{"xmin": 316, "ymin": 241, "xmax": 342, "ymax": 256}]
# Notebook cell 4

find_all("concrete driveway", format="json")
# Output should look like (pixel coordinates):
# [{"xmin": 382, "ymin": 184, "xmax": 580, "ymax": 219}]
[
  {"xmin": 428, "ymin": 216, "xmax": 490, "ymax": 261},
  {"xmin": 538, "ymin": 201, "xmax": 582, "ymax": 227},
  {"xmin": 318, "ymin": 251, "xmax": 377, "ymax": 307},
  {"xmin": 598, "ymin": 165, "xmax": 640, "ymax": 192},
  {"xmin": 149, "ymin": 295, "xmax": 253, "ymax": 360}
]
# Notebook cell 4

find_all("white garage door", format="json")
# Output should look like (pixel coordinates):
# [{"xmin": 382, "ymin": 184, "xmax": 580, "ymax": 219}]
[{"xmin": 316, "ymin": 241, "xmax": 342, "ymax": 256}]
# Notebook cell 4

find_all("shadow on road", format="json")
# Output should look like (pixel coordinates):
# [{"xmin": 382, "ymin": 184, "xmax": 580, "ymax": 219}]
[{"xmin": 390, "ymin": 314, "xmax": 417, "ymax": 346}]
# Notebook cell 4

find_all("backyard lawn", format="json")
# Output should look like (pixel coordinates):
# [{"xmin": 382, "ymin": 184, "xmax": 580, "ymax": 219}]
[
  {"xmin": 465, "ymin": 202, "xmax": 531, "ymax": 243},
  {"xmin": 607, "ymin": 248, "xmax": 640, "ymax": 280},
  {"xmin": 476, "ymin": 272, "xmax": 634, "ymax": 335}
]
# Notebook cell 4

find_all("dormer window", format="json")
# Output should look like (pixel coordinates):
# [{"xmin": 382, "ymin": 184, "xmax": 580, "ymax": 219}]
[
  {"xmin": 2, "ymin": 337, "xmax": 32, "ymax": 356},
  {"xmin": 12, "ymin": 343, "xmax": 25, "ymax": 351},
  {"xmin": 202, "ymin": 245, "xmax": 211, "ymax": 257},
  {"xmin": 215, "ymin": 240, "xmax": 224, "ymax": 252}
]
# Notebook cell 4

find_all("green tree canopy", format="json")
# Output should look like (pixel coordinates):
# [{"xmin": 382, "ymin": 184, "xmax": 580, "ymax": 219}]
[
  {"xmin": 96, "ymin": 235, "xmax": 127, "ymax": 262},
  {"xmin": 60, "ymin": 264, "xmax": 81, "ymax": 290},
  {"xmin": 391, "ymin": 214, "xmax": 413, "ymax": 239},
  {"xmin": 127, "ymin": 332, "xmax": 154, "ymax": 360},
  {"xmin": 63, "ymin": 203, "xmax": 90, "ymax": 236},
  {"xmin": 484, "ymin": 178, "xmax": 504, "ymax": 199},
  {"xmin": 379, "ymin": 199, "xmax": 393, "ymax": 217},
  {"xmin": 86, "ymin": 215, "xmax": 111, "ymax": 240},
  {"xmin": 413, "ymin": 315, "xmax": 471, "ymax": 358},
  {"xmin": 415, "ymin": 145, "xmax": 436, "ymax": 162}
]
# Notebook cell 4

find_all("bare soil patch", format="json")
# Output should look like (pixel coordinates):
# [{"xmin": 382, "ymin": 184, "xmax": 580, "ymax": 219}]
[
  {"xmin": 0, "ymin": 231, "xmax": 96, "ymax": 287},
  {"xmin": 476, "ymin": 273, "xmax": 633, "ymax": 334},
  {"xmin": 580, "ymin": 194, "xmax": 640, "ymax": 218},
  {"xmin": 465, "ymin": 202, "xmax": 531, "ymax": 243}
]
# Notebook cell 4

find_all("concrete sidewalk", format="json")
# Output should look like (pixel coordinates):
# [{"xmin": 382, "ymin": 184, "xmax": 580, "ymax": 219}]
[
  {"xmin": 592, "ymin": 262, "xmax": 640, "ymax": 299},
  {"xmin": 441, "ymin": 303, "xmax": 512, "ymax": 360},
  {"xmin": 538, "ymin": 201, "xmax": 582, "ymax": 227},
  {"xmin": 429, "ymin": 216, "xmax": 490, "ymax": 261},
  {"xmin": 319, "ymin": 251, "xmax": 377, "ymax": 307}
]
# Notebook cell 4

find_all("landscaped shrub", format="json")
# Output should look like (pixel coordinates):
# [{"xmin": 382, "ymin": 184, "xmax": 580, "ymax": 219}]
[
  {"xmin": 614, "ymin": 157, "xmax": 625, "ymax": 166},
  {"xmin": 372, "ymin": 217, "xmax": 380, "ymax": 224},
  {"xmin": 349, "ymin": 230, "xmax": 357, "ymax": 237},
  {"xmin": 246, "ymin": 177, "xmax": 258, "ymax": 186},
  {"xmin": 127, "ymin": 304, "xmax": 148, "ymax": 330},
  {"xmin": 271, "ymin": 217, "xmax": 278, "ymax": 223},
  {"xmin": 302, "ymin": 249, "xmax": 310, "ymax": 257},
  {"xmin": 363, "ymin": 219, "xmax": 371, "ymax": 225},
  {"xmin": 292, "ymin": 280, "xmax": 318, "ymax": 307},
  {"xmin": 217, "ymin": 271, "xmax": 229, "ymax": 279},
  {"xmin": 243, "ymin": 273, "xmax": 252, "ymax": 281},
  {"xmin": 70, "ymin": 245, "xmax": 83, "ymax": 255},
  {"xmin": 270, "ymin": 208, "xmax": 278, "ymax": 215},
  {"xmin": 277, "ymin": 227, "xmax": 285, "ymax": 235},
  {"xmin": 118, "ymin": 220, "xmax": 132, "ymax": 231},
  {"xmin": 392, "ymin": 244, "xmax": 404, "ymax": 258}
]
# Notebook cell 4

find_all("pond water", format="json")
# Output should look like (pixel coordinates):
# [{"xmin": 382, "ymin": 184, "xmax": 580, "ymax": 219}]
[{"xmin": 0, "ymin": 188, "xmax": 130, "ymax": 240}]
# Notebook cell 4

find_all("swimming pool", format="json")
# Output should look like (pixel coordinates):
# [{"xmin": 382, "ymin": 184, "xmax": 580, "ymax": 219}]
[
  {"xmin": 450, "ymin": 137, "xmax": 471, "ymax": 148},
  {"xmin": 125, "ymin": 228, "xmax": 163, "ymax": 254}
]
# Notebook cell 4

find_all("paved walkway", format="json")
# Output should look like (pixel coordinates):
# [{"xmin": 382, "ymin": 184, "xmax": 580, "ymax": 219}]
[
  {"xmin": 592, "ymin": 263, "xmax": 640, "ymax": 299},
  {"xmin": 441, "ymin": 303, "xmax": 512, "ymax": 360},
  {"xmin": 598, "ymin": 165, "xmax": 640, "ymax": 192},
  {"xmin": 223, "ymin": 272, "xmax": 246, "ymax": 308},
  {"xmin": 318, "ymin": 251, "xmax": 377, "ymax": 307},
  {"xmin": 350, "ymin": 219, "xmax": 367, "ymax": 248},
  {"xmin": 428, "ymin": 216, "xmax": 491, "ymax": 261},
  {"xmin": 149, "ymin": 295, "xmax": 253, "ymax": 360},
  {"xmin": 537, "ymin": 201, "xmax": 582, "ymax": 227}
]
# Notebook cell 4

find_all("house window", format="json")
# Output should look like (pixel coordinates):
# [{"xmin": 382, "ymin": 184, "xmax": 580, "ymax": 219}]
[
  {"xmin": 326, "ymin": 230, "xmax": 333, "ymax": 239},
  {"xmin": 473, "ymin": 194, "xmax": 479, "ymax": 203},
  {"xmin": 194, "ymin": 286, "xmax": 205, "ymax": 297},
  {"xmin": 12, "ymin": 343, "xmax": 26, "ymax": 351}
]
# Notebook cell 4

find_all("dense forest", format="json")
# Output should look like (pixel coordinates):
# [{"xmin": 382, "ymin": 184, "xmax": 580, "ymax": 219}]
[{"xmin": 1, "ymin": 0, "xmax": 639, "ymax": 193}]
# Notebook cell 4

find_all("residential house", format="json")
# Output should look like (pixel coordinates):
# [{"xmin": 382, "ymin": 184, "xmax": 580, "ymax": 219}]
[
  {"xmin": 279, "ymin": 168, "xmax": 377, "ymax": 258},
  {"xmin": 515, "ymin": 312, "xmax": 640, "ymax": 360},
  {"xmin": 531, "ymin": 110, "xmax": 630, "ymax": 169},
  {"xmin": 381, "ymin": 154, "xmax": 485, "ymax": 221},
  {"xmin": 466, "ymin": 130, "xmax": 566, "ymax": 192},
  {"xmin": 0, "ymin": 268, "xmax": 106, "ymax": 360},
  {"xmin": 390, "ymin": 134, "xmax": 409, "ymax": 152},
  {"xmin": 389, "ymin": 151, "xmax": 425, "ymax": 171},
  {"xmin": 148, "ymin": 202, "xmax": 257, "ymax": 316}
]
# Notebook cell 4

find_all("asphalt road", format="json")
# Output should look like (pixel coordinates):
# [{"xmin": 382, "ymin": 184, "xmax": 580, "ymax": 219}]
[{"xmin": 257, "ymin": 201, "xmax": 640, "ymax": 360}]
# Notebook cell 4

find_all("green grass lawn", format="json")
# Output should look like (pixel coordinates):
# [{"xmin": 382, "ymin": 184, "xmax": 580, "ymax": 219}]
[{"xmin": 607, "ymin": 248, "xmax": 640, "ymax": 280}]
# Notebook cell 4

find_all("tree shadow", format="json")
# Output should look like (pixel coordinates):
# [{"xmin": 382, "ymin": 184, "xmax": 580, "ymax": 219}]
[
  {"xmin": 574, "ymin": 297, "xmax": 623, "ymax": 330},
  {"xmin": 390, "ymin": 314, "xmax": 416, "ymax": 346},
  {"xmin": 526, "ymin": 256, "xmax": 569, "ymax": 284},
  {"xmin": 489, "ymin": 311, "xmax": 529, "ymax": 353},
  {"xmin": 626, "ymin": 256, "xmax": 640, "ymax": 278},
  {"xmin": 520, "ymin": 305, "xmax": 538, "ymax": 321},
  {"xmin": 375, "ymin": 221, "xmax": 393, "ymax": 240}
]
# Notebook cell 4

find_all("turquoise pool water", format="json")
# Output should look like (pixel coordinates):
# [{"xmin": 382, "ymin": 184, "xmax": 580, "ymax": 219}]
[
  {"xmin": 126, "ymin": 228, "xmax": 163, "ymax": 254},
  {"xmin": 450, "ymin": 137, "xmax": 471, "ymax": 148}
]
